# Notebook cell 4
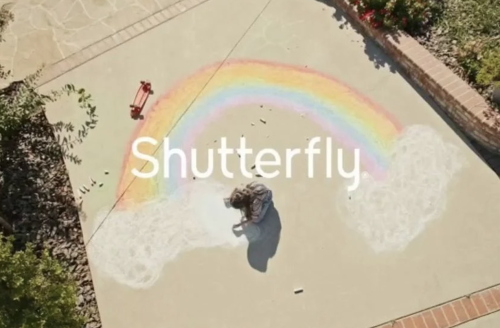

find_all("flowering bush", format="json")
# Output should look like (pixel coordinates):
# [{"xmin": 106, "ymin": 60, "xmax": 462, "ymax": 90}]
[{"xmin": 348, "ymin": 0, "xmax": 440, "ymax": 33}]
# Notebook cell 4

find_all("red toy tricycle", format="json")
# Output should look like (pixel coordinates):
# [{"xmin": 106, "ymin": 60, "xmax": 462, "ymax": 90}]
[{"xmin": 130, "ymin": 80, "xmax": 152, "ymax": 119}]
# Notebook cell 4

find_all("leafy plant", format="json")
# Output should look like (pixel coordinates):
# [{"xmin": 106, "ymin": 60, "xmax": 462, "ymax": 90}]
[
  {"xmin": 438, "ymin": 0, "xmax": 500, "ymax": 84},
  {"xmin": 0, "ymin": 69, "xmax": 98, "ymax": 165},
  {"xmin": 348, "ymin": 0, "xmax": 442, "ymax": 33},
  {"xmin": 476, "ymin": 48, "xmax": 500, "ymax": 87},
  {"xmin": 0, "ymin": 235, "xmax": 85, "ymax": 328}
]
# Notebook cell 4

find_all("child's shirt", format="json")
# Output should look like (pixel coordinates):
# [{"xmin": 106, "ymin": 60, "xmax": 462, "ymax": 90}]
[{"xmin": 246, "ymin": 182, "xmax": 273, "ymax": 223}]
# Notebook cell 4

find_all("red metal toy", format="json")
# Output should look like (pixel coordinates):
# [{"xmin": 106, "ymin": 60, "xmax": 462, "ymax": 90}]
[{"xmin": 130, "ymin": 81, "xmax": 152, "ymax": 118}]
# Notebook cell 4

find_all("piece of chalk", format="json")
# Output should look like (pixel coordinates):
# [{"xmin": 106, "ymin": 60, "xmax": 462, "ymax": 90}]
[
  {"xmin": 251, "ymin": 122, "xmax": 255, "ymax": 126},
  {"xmin": 260, "ymin": 118, "xmax": 266, "ymax": 124},
  {"xmin": 104, "ymin": 170, "xmax": 109, "ymax": 175},
  {"xmin": 294, "ymin": 288, "xmax": 303, "ymax": 294},
  {"xmin": 98, "ymin": 182, "xmax": 103, "ymax": 187}
]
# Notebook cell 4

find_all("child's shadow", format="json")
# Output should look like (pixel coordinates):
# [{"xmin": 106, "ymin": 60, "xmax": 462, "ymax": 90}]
[{"xmin": 232, "ymin": 203, "xmax": 281, "ymax": 273}]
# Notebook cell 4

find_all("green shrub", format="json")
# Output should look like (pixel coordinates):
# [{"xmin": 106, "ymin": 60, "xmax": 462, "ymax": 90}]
[
  {"xmin": 0, "ymin": 236, "xmax": 85, "ymax": 328},
  {"xmin": 348, "ymin": 0, "xmax": 441, "ymax": 33},
  {"xmin": 440, "ymin": 0, "xmax": 500, "ymax": 85},
  {"xmin": 476, "ymin": 48, "xmax": 500, "ymax": 88}
]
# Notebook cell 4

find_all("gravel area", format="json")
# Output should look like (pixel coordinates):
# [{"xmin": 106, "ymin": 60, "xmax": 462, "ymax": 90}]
[{"xmin": 0, "ymin": 112, "xmax": 102, "ymax": 328}]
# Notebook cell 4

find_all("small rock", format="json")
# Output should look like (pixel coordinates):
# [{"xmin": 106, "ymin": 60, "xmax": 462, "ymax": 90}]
[
  {"xmin": 98, "ymin": 182, "xmax": 103, "ymax": 187},
  {"xmin": 104, "ymin": 170, "xmax": 109, "ymax": 175},
  {"xmin": 260, "ymin": 118, "xmax": 266, "ymax": 124},
  {"xmin": 251, "ymin": 122, "xmax": 255, "ymax": 126}
]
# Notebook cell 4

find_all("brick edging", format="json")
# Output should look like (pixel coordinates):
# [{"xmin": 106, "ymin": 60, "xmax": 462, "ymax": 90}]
[
  {"xmin": 330, "ymin": 0, "xmax": 500, "ymax": 154},
  {"xmin": 37, "ymin": 0, "xmax": 209, "ymax": 87},
  {"xmin": 374, "ymin": 284, "xmax": 500, "ymax": 328}
]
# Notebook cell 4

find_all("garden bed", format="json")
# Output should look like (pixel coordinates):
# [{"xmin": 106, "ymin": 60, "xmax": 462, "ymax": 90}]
[
  {"xmin": 0, "ymin": 112, "xmax": 102, "ymax": 328},
  {"xmin": 349, "ymin": 0, "xmax": 500, "ymax": 111},
  {"xmin": 415, "ymin": 0, "xmax": 500, "ymax": 111}
]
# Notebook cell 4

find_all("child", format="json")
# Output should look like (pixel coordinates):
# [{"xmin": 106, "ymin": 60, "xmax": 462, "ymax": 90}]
[{"xmin": 226, "ymin": 182, "xmax": 273, "ymax": 228}]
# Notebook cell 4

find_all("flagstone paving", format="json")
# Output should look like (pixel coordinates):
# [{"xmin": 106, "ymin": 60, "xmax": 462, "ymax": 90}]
[{"xmin": 0, "ymin": 0, "xmax": 183, "ymax": 80}]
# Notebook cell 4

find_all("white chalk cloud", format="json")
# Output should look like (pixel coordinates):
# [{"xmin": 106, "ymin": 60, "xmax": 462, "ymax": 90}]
[
  {"xmin": 338, "ymin": 125, "xmax": 466, "ymax": 252},
  {"xmin": 88, "ymin": 180, "xmax": 247, "ymax": 289}
]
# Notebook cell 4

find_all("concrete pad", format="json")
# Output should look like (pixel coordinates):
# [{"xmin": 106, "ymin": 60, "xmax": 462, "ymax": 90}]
[{"xmin": 41, "ymin": 0, "xmax": 500, "ymax": 327}]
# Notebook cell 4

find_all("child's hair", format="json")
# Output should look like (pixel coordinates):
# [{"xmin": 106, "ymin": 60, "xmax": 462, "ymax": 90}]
[{"xmin": 229, "ymin": 187, "xmax": 254, "ymax": 220}]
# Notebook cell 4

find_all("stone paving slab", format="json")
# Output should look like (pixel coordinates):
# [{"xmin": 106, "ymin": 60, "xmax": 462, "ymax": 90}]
[{"xmin": 0, "ymin": 0, "xmax": 187, "ymax": 80}]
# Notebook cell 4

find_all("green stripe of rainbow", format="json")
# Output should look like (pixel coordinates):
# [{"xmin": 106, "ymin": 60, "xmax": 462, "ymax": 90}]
[{"xmin": 117, "ymin": 59, "xmax": 402, "ymax": 208}]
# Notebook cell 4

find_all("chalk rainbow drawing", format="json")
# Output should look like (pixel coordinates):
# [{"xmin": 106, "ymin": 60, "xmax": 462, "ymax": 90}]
[
  {"xmin": 116, "ymin": 59, "xmax": 402, "ymax": 207},
  {"xmin": 88, "ymin": 59, "xmax": 465, "ymax": 289}
]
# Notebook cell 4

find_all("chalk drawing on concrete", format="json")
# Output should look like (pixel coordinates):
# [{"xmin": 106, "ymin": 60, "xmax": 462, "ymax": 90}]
[
  {"xmin": 87, "ymin": 180, "xmax": 249, "ymax": 289},
  {"xmin": 337, "ymin": 125, "xmax": 466, "ymax": 252}
]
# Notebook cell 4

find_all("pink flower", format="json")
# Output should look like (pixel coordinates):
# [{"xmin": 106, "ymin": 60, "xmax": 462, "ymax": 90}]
[{"xmin": 360, "ymin": 9, "xmax": 375, "ymax": 21}]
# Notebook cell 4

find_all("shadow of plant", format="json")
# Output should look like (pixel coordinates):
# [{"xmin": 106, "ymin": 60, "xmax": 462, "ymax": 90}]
[
  {"xmin": 317, "ymin": 0, "xmax": 398, "ymax": 72},
  {"xmin": 0, "ymin": 111, "xmax": 82, "ymax": 248}
]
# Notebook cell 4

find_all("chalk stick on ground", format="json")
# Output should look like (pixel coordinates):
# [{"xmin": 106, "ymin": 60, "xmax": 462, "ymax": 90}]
[
  {"xmin": 294, "ymin": 288, "xmax": 304, "ymax": 294},
  {"xmin": 260, "ymin": 118, "xmax": 266, "ymax": 124}
]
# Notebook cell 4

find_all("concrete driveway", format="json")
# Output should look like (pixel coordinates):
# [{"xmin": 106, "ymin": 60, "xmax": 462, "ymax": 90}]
[{"xmin": 29, "ymin": 0, "xmax": 500, "ymax": 326}]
